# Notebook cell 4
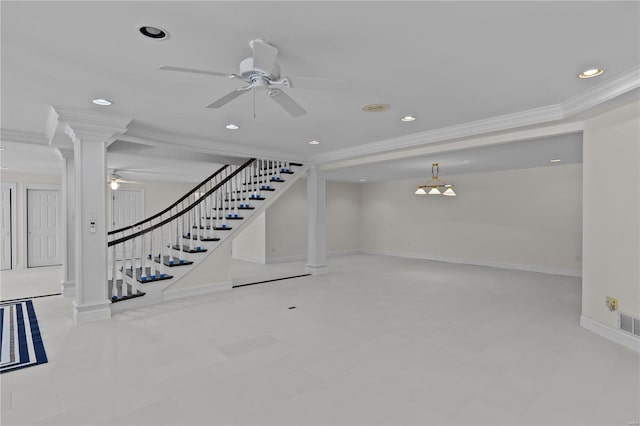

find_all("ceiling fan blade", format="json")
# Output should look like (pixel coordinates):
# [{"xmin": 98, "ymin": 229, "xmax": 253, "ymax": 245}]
[
  {"xmin": 251, "ymin": 39, "xmax": 278, "ymax": 74},
  {"xmin": 287, "ymin": 76, "xmax": 351, "ymax": 91},
  {"xmin": 267, "ymin": 89, "xmax": 306, "ymax": 117},
  {"xmin": 206, "ymin": 86, "xmax": 252, "ymax": 108},
  {"xmin": 158, "ymin": 65, "xmax": 238, "ymax": 79}
]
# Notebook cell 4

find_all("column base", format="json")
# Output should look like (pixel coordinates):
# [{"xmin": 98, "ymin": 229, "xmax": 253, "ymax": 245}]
[
  {"xmin": 305, "ymin": 264, "xmax": 329, "ymax": 275},
  {"xmin": 73, "ymin": 300, "xmax": 111, "ymax": 323},
  {"xmin": 61, "ymin": 280, "xmax": 76, "ymax": 297}
]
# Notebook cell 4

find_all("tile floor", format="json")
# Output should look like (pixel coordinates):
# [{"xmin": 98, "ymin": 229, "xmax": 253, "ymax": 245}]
[{"xmin": 1, "ymin": 254, "xmax": 638, "ymax": 425}]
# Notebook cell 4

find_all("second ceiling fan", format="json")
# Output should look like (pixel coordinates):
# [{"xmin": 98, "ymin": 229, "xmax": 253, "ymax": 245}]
[{"xmin": 159, "ymin": 39, "xmax": 350, "ymax": 118}]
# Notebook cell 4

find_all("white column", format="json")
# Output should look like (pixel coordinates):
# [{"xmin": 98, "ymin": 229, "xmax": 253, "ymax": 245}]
[
  {"xmin": 306, "ymin": 166, "xmax": 328, "ymax": 275},
  {"xmin": 72, "ymin": 136, "xmax": 111, "ymax": 322},
  {"xmin": 47, "ymin": 106, "xmax": 131, "ymax": 323},
  {"xmin": 57, "ymin": 148, "xmax": 76, "ymax": 297}
]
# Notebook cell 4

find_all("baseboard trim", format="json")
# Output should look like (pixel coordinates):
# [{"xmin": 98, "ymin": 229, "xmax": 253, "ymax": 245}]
[
  {"xmin": 232, "ymin": 255, "xmax": 267, "ymax": 264},
  {"xmin": 266, "ymin": 249, "xmax": 362, "ymax": 264},
  {"xmin": 60, "ymin": 280, "xmax": 75, "ymax": 297},
  {"xmin": 162, "ymin": 281, "xmax": 233, "ymax": 302},
  {"xmin": 266, "ymin": 255, "xmax": 306, "ymax": 264},
  {"xmin": 580, "ymin": 315, "xmax": 640, "ymax": 353},
  {"xmin": 360, "ymin": 249, "xmax": 582, "ymax": 277}
]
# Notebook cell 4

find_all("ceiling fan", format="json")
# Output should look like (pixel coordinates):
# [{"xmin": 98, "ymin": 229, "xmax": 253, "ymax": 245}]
[
  {"xmin": 158, "ymin": 39, "xmax": 350, "ymax": 117},
  {"xmin": 107, "ymin": 170, "xmax": 140, "ymax": 190}
]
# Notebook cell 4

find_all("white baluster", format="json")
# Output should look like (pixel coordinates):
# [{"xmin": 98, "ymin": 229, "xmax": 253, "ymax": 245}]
[
  {"xmin": 179, "ymin": 215, "xmax": 185, "ymax": 262},
  {"xmin": 111, "ymin": 244, "xmax": 118, "ymax": 300},
  {"xmin": 169, "ymin": 213, "xmax": 175, "ymax": 265},
  {"xmin": 158, "ymin": 223, "xmax": 165, "ymax": 278},
  {"xmin": 131, "ymin": 229, "xmax": 136, "ymax": 283},
  {"xmin": 140, "ymin": 233, "xmax": 147, "ymax": 282}
]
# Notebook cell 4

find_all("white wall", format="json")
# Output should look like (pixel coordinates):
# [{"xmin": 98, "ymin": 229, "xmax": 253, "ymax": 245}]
[
  {"xmin": 264, "ymin": 178, "xmax": 361, "ymax": 262},
  {"xmin": 582, "ymin": 100, "xmax": 640, "ymax": 329},
  {"xmin": 0, "ymin": 172, "xmax": 61, "ymax": 268},
  {"xmin": 232, "ymin": 211, "xmax": 266, "ymax": 263},
  {"xmin": 360, "ymin": 164, "xmax": 583, "ymax": 275},
  {"xmin": 114, "ymin": 180, "xmax": 196, "ymax": 221}
]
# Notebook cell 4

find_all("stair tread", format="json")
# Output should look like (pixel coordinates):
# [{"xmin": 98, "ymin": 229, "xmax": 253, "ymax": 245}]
[
  {"xmin": 108, "ymin": 279, "xmax": 146, "ymax": 302},
  {"xmin": 125, "ymin": 267, "xmax": 174, "ymax": 283},
  {"xmin": 213, "ymin": 226, "xmax": 232, "ymax": 231},
  {"xmin": 182, "ymin": 234, "xmax": 220, "ymax": 242},
  {"xmin": 171, "ymin": 245, "xmax": 208, "ymax": 253},
  {"xmin": 154, "ymin": 255, "xmax": 194, "ymax": 267},
  {"xmin": 244, "ymin": 178, "xmax": 285, "ymax": 184}
]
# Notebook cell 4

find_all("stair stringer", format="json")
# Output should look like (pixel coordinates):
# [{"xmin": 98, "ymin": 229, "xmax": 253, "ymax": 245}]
[{"xmin": 110, "ymin": 164, "xmax": 309, "ymax": 313}]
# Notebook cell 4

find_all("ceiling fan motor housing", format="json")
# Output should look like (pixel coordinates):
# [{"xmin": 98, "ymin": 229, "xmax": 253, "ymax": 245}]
[{"xmin": 239, "ymin": 57, "xmax": 280, "ymax": 83}]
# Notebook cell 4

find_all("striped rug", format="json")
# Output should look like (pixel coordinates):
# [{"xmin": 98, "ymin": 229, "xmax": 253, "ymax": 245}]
[{"xmin": 0, "ymin": 300, "xmax": 48, "ymax": 374}]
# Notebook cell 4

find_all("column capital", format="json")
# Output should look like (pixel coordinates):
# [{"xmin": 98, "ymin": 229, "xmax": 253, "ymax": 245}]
[
  {"xmin": 49, "ymin": 105, "xmax": 132, "ymax": 146},
  {"xmin": 55, "ymin": 147, "xmax": 74, "ymax": 160}
]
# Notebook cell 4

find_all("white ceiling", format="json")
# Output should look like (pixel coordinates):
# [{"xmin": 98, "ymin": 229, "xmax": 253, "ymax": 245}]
[
  {"xmin": 0, "ymin": 1, "xmax": 638, "ymax": 181},
  {"xmin": 325, "ymin": 132, "xmax": 583, "ymax": 183}
]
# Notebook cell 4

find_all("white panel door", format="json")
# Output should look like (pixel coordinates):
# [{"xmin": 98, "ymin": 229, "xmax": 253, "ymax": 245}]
[
  {"xmin": 112, "ymin": 190, "xmax": 143, "ymax": 260},
  {"xmin": 27, "ymin": 189, "xmax": 61, "ymax": 267},
  {"xmin": 1, "ymin": 188, "xmax": 11, "ymax": 270}
]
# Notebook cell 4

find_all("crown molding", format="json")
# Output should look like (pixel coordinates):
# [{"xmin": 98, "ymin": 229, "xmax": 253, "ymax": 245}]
[
  {"xmin": 120, "ymin": 126, "xmax": 305, "ymax": 163},
  {"xmin": 0, "ymin": 128, "xmax": 48, "ymax": 146},
  {"xmin": 319, "ymin": 121, "xmax": 585, "ymax": 171},
  {"xmin": 313, "ymin": 64, "xmax": 639, "ymax": 167},
  {"xmin": 561, "ymin": 65, "xmax": 640, "ymax": 117}
]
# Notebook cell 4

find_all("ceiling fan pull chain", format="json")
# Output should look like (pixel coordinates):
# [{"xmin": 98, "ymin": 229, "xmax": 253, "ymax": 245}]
[{"xmin": 253, "ymin": 86, "xmax": 256, "ymax": 118}]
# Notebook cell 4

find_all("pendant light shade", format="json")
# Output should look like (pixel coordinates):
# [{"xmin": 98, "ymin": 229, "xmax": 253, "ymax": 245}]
[
  {"xmin": 414, "ymin": 163, "xmax": 456, "ymax": 197},
  {"xmin": 110, "ymin": 180, "xmax": 119, "ymax": 190}
]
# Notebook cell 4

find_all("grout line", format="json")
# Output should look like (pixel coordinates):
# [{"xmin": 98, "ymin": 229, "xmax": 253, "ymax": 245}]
[{"xmin": 232, "ymin": 274, "xmax": 311, "ymax": 289}]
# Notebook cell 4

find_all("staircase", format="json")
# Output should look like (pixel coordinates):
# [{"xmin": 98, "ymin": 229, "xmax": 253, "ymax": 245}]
[{"xmin": 106, "ymin": 158, "xmax": 306, "ymax": 312}]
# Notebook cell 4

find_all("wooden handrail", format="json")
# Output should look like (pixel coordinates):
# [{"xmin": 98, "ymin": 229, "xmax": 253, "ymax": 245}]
[
  {"xmin": 108, "ymin": 163, "xmax": 231, "ymax": 235},
  {"xmin": 107, "ymin": 158, "xmax": 255, "ymax": 247}
]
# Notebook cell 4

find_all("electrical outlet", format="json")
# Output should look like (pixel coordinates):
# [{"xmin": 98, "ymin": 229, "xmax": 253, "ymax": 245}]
[{"xmin": 606, "ymin": 296, "xmax": 618, "ymax": 311}]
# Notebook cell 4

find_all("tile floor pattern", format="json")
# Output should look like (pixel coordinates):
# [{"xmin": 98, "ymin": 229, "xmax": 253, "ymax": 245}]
[{"xmin": 0, "ymin": 254, "xmax": 638, "ymax": 425}]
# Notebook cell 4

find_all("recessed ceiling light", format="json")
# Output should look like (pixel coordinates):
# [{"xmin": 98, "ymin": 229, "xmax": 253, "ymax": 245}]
[
  {"xmin": 138, "ymin": 26, "xmax": 169, "ymax": 40},
  {"xmin": 550, "ymin": 159, "xmax": 563, "ymax": 163},
  {"xmin": 578, "ymin": 68, "xmax": 604, "ymax": 79},
  {"xmin": 359, "ymin": 179, "xmax": 366, "ymax": 182},
  {"xmin": 0, "ymin": 167, "xmax": 9, "ymax": 171},
  {"xmin": 361, "ymin": 103, "xmax": 389, "ymax": 112},
  {"xmin": 225, "ymin": 124, "xmax": 239, "ymax": 130},
  {"xmin": 308, "ymin": 140, "xmax": 320, "ymax": 145},
  {"xmin": 401, "ymin": 115, "xmax": 416, "ymax": 122},
  {"xmin": 0, "ymin": 147, "xmax": 5, "ymax": 151},
  {"xmin": 92, "ymin": 98, "xmax": 112, "ymax": 106}
]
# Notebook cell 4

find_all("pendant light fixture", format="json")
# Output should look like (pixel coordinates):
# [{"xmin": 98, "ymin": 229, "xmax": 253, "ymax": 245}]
[{"xmin": 414, "ymin": 163, "xmax": 456, "ymax": 196}]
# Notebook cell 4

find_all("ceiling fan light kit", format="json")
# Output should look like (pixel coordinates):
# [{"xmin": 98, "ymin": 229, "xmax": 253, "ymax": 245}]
[
  {"xmin": 414, "ymin": 163, "xmax": 456, "ymax": 197},
  {"xmin": 159, "ymin": 38, "xmax": 350, "ymax": 118}
]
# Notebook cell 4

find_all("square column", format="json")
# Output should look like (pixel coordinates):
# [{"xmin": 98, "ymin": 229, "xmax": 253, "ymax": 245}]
[
  {"xmin": 306, "ymin": 166, "xmax": 328, "ymax": 275},
  {"xmin": 57, "ymin": 149, "xmax": 76, "ymax": 297},
  {"xmin": 72, "ymin": 137, "xmax": 110, "ymax": 322}
]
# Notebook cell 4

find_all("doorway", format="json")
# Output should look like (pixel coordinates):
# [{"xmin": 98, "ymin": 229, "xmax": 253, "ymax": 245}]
[
  {"xmin": 111, "ymin": 189, "xmax": 144, "ymax": 260},
  {"xmin": 27, "ymin": 188, "xmax": 61, "ymax": 268}
]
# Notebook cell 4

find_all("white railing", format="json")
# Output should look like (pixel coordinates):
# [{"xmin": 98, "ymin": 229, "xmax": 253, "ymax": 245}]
[{"xmin": 106, "ymin": 158, "xmax": 293, "ymax": 301}]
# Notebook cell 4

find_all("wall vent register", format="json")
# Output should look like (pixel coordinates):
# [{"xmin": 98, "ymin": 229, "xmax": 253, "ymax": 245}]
[{"xmin": 619, "ymin": 312, "xmax": 640, "ymax": 337}]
